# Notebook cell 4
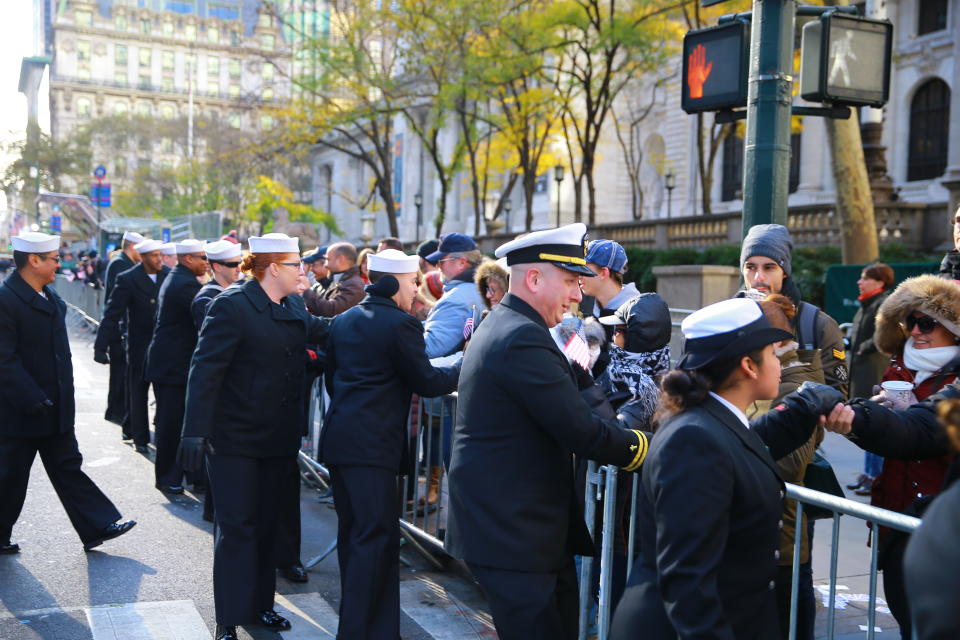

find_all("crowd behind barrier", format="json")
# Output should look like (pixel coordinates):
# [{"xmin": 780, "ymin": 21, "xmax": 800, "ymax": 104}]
[{"xmin": 53, "ymin": 276, "xmax": 920, "ymax": 639}]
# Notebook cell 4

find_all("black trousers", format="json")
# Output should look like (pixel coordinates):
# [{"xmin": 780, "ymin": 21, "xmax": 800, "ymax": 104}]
[
  {"xmin": 0, "ymin": 432, "xmax": 121, "ymax": 545},
  {"xmin": 153, "ymin": 383, "xmax": 186, "ymax": 486},
  {"xmin": 105, "ymin": 339, "xmax": 128, "ymax": 426},
  {"xmin": 208, "ymin": 454, "xmax": 287, "ymax": 626},
  {"xmin": 882, "ymin": 534, "xmax": 912, "ymax": 640},
  {"xmin": 273, "ymin": 456, "xmax": 302, "ymax": 569},
  {"xmin": 330, "ymin": 465, "xmax": 401, "ymax": 640},
  {"xmin": 125, "ymin": 357, "xmax": 151, "ymax": 447},
  {"xmin": 468, "ymin": 561, "xmax": 579, "ymax": 640}
]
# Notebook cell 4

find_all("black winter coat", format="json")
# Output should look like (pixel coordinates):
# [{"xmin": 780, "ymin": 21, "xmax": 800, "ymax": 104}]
[
  {"xmin": 94, "ymin": 264, "xmax": 169, "ymax": 365},
  {"xmin": 191, "ymin": 281, "xmax": 224, "ymax": 331},
  {"xmin": 848, "ymin": 289, "xmax": 890, "ymax": 398},
  {"xmin": 145, "ymin": 265, "xmax": 201, "ymax": 385},
  {"xmin": 447, "ymin": 294, "xmax": 647, "ymax": 573},
  {"xmin": 0, "ymin": 271, "xmax": 75, "ymax": 437},
  {"xmin": 612, "ymin": 394, "xmax": 824, "ymax": 640},
  {"xmin": 103, "ymin": 252, "xmax": 135, "ymax": 302},
  {"xmin": 319, "ymin": 292, "xmax": 460, "ymax": 471},
  {"xmin": 181, "ymin": 278, "xmax": 330, "ymax": 457}
]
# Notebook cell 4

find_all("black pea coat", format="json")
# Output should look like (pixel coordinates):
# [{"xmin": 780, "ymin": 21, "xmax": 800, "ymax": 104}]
[
  {"xmin": 611, "ymin": 395, "xmax": 823, "ymax": 640},
  {"xmin": 181, "ymin": 278, "xmax": 330, "ymax": 458},
  {"xmin": 848, "ymin": 289, "xmax": 890, "ymax": 398},
  {"xmin": 191, "ymin": 281, "xmax": 224, "ymax": 331},
  {"xmin": 446, "ymin": 293, "xmax": 647, "ymax": 574},
  {"xmin": 94, "ymin": 264, "xmax": 169, "ymax": 366},
  {"xmin": 145, "ymin": 265, "xmax": 202, "ymax": 385},
  {"xmin": 319, "ymin": 292, "xmax": 460, "ymax": 472},
  {"xmin": 103, "ymin": 252, "xmax": 135, "ymax": 302},
  {"xmin": 0, "ymin": 271, "xmax": 75, "ymax": 437}
]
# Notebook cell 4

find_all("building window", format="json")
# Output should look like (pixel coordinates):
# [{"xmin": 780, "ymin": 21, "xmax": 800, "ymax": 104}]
[
  {"xmin": 208, "ymin": 56, "xmax": 220, "ymax": 77},
  {"xmin": 115, "ymin": 44, "xmax": 128, "ymax": 66},
  {"xmin": 78, "ymin": 40, "xmax": 91, "ymax": 61},
  {"xmin": 258, "ymin": 13, "xmax": 273, "ymax": 28},
  {"xmin": 78, "ymin": 65, "xmax": 91, "ymax": 81},
  {"xmin": 228, "ymin": 111, "xmax": 241, "ymax": 128},
  {"xmin": 76, "ymin": 9, "xmax": 93, "ymax": 26},
  {"xmin": 908, "ymin": 78, "xmax": 951, "ymax": 181},
  {"xmin": 260, "ymin": 114, "xmax": 275, "ymax": 129},
  {"xmin": 262, "ymin": 62, "xmax": 274, "ymax": 81},
  {"xmin": 229, "ymin": 59, "xmax": 241, "ymax": 77},
  {"xmin": 139, "ymin": 74, "xmax": 152, "ymax": 90},
  {"xmin": 228, "ymin": 84, "xmax": 240, "ymax": 98},
  {"xmin": 161, "ymin": 137, "xmax": 173, "ymax": 153},
  {"xmin": 721, "ymin": 132, "xmax": 744, "ymax": 202},
  {"xmin": 185, "ymin": 23, "xmax": 197, "ymax": 40},
  {"xmin": 140, "ymin": 18, "xmax": 151, "ymax": 34},
  {"xmin": 116, "ymin": 15, "xmax": 127, "ymax": 31},
  {"xmin": 789, "ymin": 132, "xmax": 801, "ymax": 194},
  {"xmin": 113, "ymin": 102, "xmax": 129, "ymax": 115},
  {"xmin": 163, "ymin": 21, "xmax": 174, "ymax": 37},
  {"xmin": 207, "ymin": 81, "xmax": 219, "ymax": 95},
  {"xmin": 139, "ymin": 48, "xmax": 151, "ymax": 67},
  {"xmin": 137, "ymin": 102, "xmax": 152, "ymax": 117},
  {"xmin": 262, "ymin": 87, "xmax": 274, "ymax": 101},
  {"xmin": 114, "ymin": 70, "xmax": 128, "ymax": 86},
  {"xmin": 77, "ymin": 97, "xmax": 92, "ymax": 119},
  {"xmin": 162, "ymin": 105, "xmax": 176, "ymax": 119},
  {"xmin": 161, "ymin": 77, "xmax": 175, "ymax": 92},
  {"xmin": 162, "ymin": 50, "xmax": 175, "ymax": 71},
  {"xmin": 261, "ymin": 34, "xmax": 275, "ymax": 50},
  {"xmin": 208, "ymin": 26, "xmax": 220, "ymax": 44},
  {"xmin": 230, "ymin": 30, "xmax": 241, "ymax": 46},
  {"xmin": 918, "ymin": 0, "xmax": 948, "ymax": 35}
]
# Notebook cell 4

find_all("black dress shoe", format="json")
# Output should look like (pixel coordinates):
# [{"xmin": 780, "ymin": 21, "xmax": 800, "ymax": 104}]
[
  {"xmin": 121, "ymin": 432, "xmax": 133, "ymax": 441},
  {"xmin": 83, "ymin": 520, "xmax": 136, "ymax": 551},
  {"xmin": 0, "ymin": 541, "xmax": 20, "ymax": 554},
  {"xmin": 258, "ymin": 609, "xmax": 292, "ymax": 631},
  {"xmin": 155, "ymin": 483, "xmax": 184, "ymax": 494},
  {"xmin": 191, "ymin": 483, "xmax": 207, "ymax": 494},
  {"xmin": 135, "ymin": 444, "xmax": 149, "ymax": 454},
  {"xmin": 215, "ymin": 625, "xmax": 238, "ymax": 640},
  {"xmin": 279, "ymin": 563, "xmax": 309, "ymax": 583}
]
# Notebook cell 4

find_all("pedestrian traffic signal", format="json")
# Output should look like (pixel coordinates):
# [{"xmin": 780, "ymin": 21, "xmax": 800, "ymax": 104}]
[
  {"xmin": 800, "ymin": 12, "xmax": 893, "ymax": 107},
  {"xmin": 681, "ymin": 21, "xmax": 749, "ymax": 114}
]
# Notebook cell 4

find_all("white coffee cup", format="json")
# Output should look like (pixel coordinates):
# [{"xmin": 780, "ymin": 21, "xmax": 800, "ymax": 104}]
[{"xmin": 881, "ymin": 380, "xmax": 915, "ymax": 402}]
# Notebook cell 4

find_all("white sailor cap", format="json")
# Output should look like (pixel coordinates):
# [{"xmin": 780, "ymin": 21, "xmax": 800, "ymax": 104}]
[
  {"xmin": 134, "ymin": 239, "xmax": 164, "ymax": 254},
  {"xmin": 175, "ymin": 238, "xmax": 205, "ymax": 254},
  {"xmin": 12, "ymin": 231, "xmax": 60, "ymax": 253},
  {"xmin": 248, "ymin": 233, "xmax": 299, "ymax": 254},
  {"xmin": 160, "ymin": 242, "xmax": 177, "ymax": 255},
  {"xmin": 204, "ymin": 239, "xmax": 242, "ymax": 261},
  {"xmin": 678, "ymin": 298, "xmax": 793, "ymax": 370},
  {"xmin": 367, "ymin": 249, "xmax": 420, "ymax": 274},
  {"xmin": 122, "ymin": 231, "xmax": 145, "ymax": 244},
  {"xmin": 494, "ymin": 223, "xmax": 593, "ymax": 276}
]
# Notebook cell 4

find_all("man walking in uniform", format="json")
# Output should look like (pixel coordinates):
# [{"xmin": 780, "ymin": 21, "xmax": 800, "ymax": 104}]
[
  {"xmin": 146, "ymin": 238, "xmax": 207, "ymax": 494},
  {"xmin": 93, "ymin": 239, "xmax": 170, "ymax": 453},
  {"xmin": 447, "ymin": 223, "xmax": 648, "ymax": 640},
  {"xmin": 0, "ymin": 232, "xmax": 136, "ymax": 553},
  {"xmin": 320, "ymin": 249, "xmax": 460, "ymax": 639},
  {"xmin": 102, "ymin": 231, "xmax": 143, "ymax": 430}
]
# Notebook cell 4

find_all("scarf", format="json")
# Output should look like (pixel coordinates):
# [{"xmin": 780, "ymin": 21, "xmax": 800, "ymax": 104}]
[
  {"xmin": 903, "ymin": 336, "xmax": 960, "ymax": 385},
  {"xmin": 605, "ymin": 344, "xmax": 669, "ymax": 427},
  {"xmin": 858, "ymin": 287, "xmax": 885, "ymax": 302}
]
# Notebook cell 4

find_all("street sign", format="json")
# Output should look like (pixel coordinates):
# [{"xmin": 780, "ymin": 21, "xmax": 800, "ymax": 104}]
[
  {"xmin": 93, "ymin": 165, "xmax": 107, "ymax": 179},
  {"xmin": 50, "ymin": 215, "xmax": 61, "ymax": 232},
  {"xmin": 681, "ymin": 21, "xmax": 750, "ymax": 114},
  {"xmin": 800, "ymin": 13, "xmax": 893, "ymax": 107},
  {"xmin": 162, "ymin": 227, "xmax": 171, "ymax": 242},
  {"xmin": 90, "ymin": 183, "xmax": 112, "ymax": 207}
]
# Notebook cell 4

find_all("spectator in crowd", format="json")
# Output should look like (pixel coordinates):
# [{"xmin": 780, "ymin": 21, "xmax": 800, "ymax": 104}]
[
  {"xmin": 302, "ymin": 246, "xmax": 330, "ymax": 294},
  {"xmin": 221, "ymin": 230, "xmax": 240, "ymax": 244},
  {"xmin": 863, "ymin": 274, "xmax": 960, "ymax": 639},
  {"xmin": 357, "ymin": 248, "xmax": 374, "ymax": 285},
  {"xmin": 611, "ymin": 298, "xmax": 848, "ymax": 640},
  {"xmin": 740, "ymin": 223, "xmax": 848, "ymax": 395},
  {"xmin": 102, "ymin": 231, "xmax": 144, "ymax": 430},
  {"xmin": 847, "ymin": 263, "xmax": 895, "ymax": 495},
  {"xmin": 417, "ymin": 238, "xmax": 443, "ymax": 300},
  {"xmin": 579, "ymin": 240, "xmax": 639, "ymax": 325},
  {"xmin": 160, "ymin": 243, "xmax": 178, "ymax": 269},
  {"xmin": 377, "ymin": 236, "xmax": 404, "ymax": 252},
  {"xmin": 747, "ymin": 295, "xmax": 825, "ymax": 640},
  {"xmin": 939, "ymin": 203, "xmax": 960, "ymax": 281},
  {"xmin": 302, "ymin": 243, "xmax": 364, "ymax": 317},
  {"xmin": 177, "ymin": 233, "xmax": 331, "ymax": 640},
  {"xmin": 475, "ymin": 258, "xmax": 508, "ymax": 311}
]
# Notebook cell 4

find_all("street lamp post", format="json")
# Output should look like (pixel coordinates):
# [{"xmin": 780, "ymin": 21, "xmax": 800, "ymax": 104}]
[
  {"xmin": 414, "ymin": 192, "xmax": 423, "ymax": 241},
  {"xmin": 553, "ymin": 165, "xmax": 564, "ymax": 227},
  {"xmin": 665, "ymin": 171, "xmax": 676, "ymax": 218},
  {"xmin": 29, "ymin": 165, "xmax": 40, "ymax": 226},
  {"xmin": 504, "ymin": 199, "xmax": 512, "ymax": 233}
]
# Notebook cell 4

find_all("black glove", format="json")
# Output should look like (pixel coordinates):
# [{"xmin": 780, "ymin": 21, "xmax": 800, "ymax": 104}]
[
  {"xmin": 177, "ymin": 437, "xmax": 214, "ymax": 473},
  {"xmin": 785, "ymin": 381, "xmax": 846, "ymax": 417},
  {"xmin": 93, "ymin": 350, "xmax": 110, "ymax": 365},
  {"xmin": 573, "ymin": 363, "xmax": 595, "ymax": 391},
  {"xmin": 26, "ymin": 398, "xmax": 53, "ymax": 415},
  {"xmin": 580, "ymin": 384, "xmax": 617, "ymax": 421}
]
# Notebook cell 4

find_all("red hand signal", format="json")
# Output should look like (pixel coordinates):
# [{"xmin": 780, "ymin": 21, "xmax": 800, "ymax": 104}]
[{"xmin": 687, "ymin": 43, "xmax": 713, "ymax": 99}]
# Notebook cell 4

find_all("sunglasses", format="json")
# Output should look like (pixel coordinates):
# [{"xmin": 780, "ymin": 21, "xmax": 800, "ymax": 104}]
[
  {"xmin": 212, "ymin": 260, "xmax": 241, "ymax": 268},
  {"xmin": 903, "ymin": 315, "xmax": 940, "ymax": 334}
]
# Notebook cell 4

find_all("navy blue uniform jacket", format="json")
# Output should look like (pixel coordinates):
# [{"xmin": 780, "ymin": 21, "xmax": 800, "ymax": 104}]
[
  {"xmin": 447, "ymin": 293, "xmax": 646, "ymax": 573},
  {"xmin": 94, "ymin": 264, "xmax": 169, "ymax": 364},
  {"xmin": 145, "ymin": 264, "xmax": 201, "ymax": 385},
  {"xmin": 319, "ymin": 292, "xmax": 460, "ymax": 471},
  {"xmin": 0, "ymin": 272, "xmax": 75, "ymax": 437},
  {"xmin": 181, "ymin": 278, "xmax": 330, "ymax": 457}
]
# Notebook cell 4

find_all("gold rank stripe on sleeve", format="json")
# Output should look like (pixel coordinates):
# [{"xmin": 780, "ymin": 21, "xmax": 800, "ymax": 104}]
[
  {"xmin": 833, "ymin": 349, "xmax": 846, "ymax": 360},
  {"xmin": 538, "ymin": 253, "xmax": 587, "ymax": 265},
  {"xmin": 623, "ymin": 430, "xmax": 648, "ymax": 472}
]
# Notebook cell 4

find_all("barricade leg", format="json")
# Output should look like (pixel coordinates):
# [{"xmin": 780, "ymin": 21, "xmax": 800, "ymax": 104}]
[
  {"xmin": 597, "ymin": 465, "xmax": 618, "ymax": 640},
  {"xmin": 827, "ymin": 513, "xmax": 840, "ymax": 639},
  {"xmin": 578, "ymin": 461, "xmax": 598, "ymax": 640},
  {"xmin": 788, "ymin": 501, "xmax": 803, "ymax": 640}
]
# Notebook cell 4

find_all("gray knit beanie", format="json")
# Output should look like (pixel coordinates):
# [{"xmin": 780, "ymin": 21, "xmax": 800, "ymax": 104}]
[{"xmin": 740, "ymin": 224, "xmax": 793, "ymax": 276}]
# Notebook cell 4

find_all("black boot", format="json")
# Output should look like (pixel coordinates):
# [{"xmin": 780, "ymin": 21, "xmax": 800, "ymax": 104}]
[
  {"xmin": 258, "ymin": 609, "xmax": 292, "ymax": 631},
  {"xmin": 214, "ymin": 625, "xmax": 238, "ymax": 640}
]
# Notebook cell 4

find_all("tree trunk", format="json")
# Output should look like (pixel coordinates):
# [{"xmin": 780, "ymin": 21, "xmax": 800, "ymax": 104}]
[
  {"xmin": 523, "ymin": 170, "xmax": 537, "ymax": 231},
  {"xmin": 825, "ymin": 111, "xmax": 879, "ymax": 264},
  {"xmin": 585, "ymin": 167, "xmax": 598, "ymax": 226}
]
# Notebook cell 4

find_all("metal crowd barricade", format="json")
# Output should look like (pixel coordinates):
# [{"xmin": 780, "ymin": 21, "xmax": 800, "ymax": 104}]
[{"xmin": 579, "ymin": 468, "xmax": 923, "ymax": 640}]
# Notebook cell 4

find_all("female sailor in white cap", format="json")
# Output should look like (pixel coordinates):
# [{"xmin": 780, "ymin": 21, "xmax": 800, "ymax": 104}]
[
  {"xmin": 176, "ymin": 233, "xmax": 331, "ymax": 640},
  {"xmin": 610, "ymin": 298, "xmax": 851, "ymax": 640}
]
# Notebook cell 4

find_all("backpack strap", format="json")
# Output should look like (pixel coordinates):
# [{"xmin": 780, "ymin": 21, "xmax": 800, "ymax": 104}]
[{"xmin": 796, "ymin": 302, "xmax": 818, "ymax": 351}]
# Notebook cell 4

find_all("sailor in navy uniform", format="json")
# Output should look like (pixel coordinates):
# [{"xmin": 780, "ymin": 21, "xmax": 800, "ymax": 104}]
[
  {"xmin": 447, "ymin": 223, "xmax": 648, "ymax": 640},
  {"xmin": 191, "ymin": 240, "xmax": 243, "ymax": 331},
  {"xmin": 93, "ymin": 238, "xmax": 169, "ymax": 452},
  {"xmin": 102, "ymin": 230, "xmax": 143, "ymax": 430},
  {"xmin": 0, "ymin": 232, "xmax": 136, "ymax": 554}
]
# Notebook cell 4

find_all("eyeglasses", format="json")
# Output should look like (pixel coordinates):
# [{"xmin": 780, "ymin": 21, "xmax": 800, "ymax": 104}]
[
  {"xmin": 903, "ymin": 315, "xmax": 940, "ymax": 334},
  {"xmin": 212, "ymin": 260, "xmax": 241, "ymax": 268},
  {"xmin": 38, "ymin": 255, "xmax": 62, "ymax": 264},
  {"xmin": 278, "ymin": 261, "xmax": 303, "ymax": 270},
  {"xmin": 438, "ymin": 257, "xmax": 461, "ymax": 264}
]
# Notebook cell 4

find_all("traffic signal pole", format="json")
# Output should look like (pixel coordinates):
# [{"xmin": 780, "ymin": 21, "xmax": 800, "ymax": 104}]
[{"xmin": 742, "ymin": 0, "xmax": 796, "ymax": 234}]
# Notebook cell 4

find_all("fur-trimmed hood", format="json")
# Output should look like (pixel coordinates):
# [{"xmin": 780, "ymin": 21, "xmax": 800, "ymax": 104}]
[{"xmin": 875, "ymin": 275, "xmax": 960, "ymax": 355}]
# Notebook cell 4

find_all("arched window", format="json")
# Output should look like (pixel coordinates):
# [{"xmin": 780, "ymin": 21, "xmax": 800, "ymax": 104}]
[{"xmin": 908, "ymin": 79, "xmax": 951, "ymax": 181}]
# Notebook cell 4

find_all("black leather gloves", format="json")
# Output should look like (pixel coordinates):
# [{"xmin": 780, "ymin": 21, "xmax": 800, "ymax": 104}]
[
  {"xmin": 573, "ymin": 363, "xmax": 595, "ymax": 391},
  {"xmin": 177, "ymin": 437, "xmax": 214, "ymax": 473},
  {"xmin": 787, "ymin": 381, "xmax": 846, "ymax": 417},
  {"xmin": 93, "ymin": 350, "xmax": 110, "ymax": 365}
]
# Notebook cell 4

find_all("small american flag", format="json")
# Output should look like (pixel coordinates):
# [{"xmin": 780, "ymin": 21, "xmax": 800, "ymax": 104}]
[
  {"xmin": 463, "ymin": 307, "xmax": 476, "ymax": 340},
  {"xmin": 564, "ymin": 333, "xmax": 591, "ymax": 370}
]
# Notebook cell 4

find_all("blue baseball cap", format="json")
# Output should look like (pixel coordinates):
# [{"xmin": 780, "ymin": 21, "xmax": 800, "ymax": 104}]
[
  {"xmin": 585, "ymin": 239, "xmax": 627, "ymax": 274},
  {"xmin": 302, "ymin": 246, "xmax": 327, "ymax": 264},
  {"xmin": 426, "ymin": 233, "xmax": 477, "ymax": 263}
]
